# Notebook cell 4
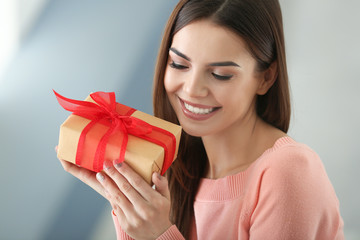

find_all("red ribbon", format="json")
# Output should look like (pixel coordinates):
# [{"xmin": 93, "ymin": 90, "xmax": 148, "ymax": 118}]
[{"xmin": 54, "ymin": 90, "xmax": 176, "ymax": 175}]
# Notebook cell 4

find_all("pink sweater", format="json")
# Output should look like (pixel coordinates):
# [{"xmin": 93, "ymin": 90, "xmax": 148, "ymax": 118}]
[{"xmin": 112, "ymin": 137, "xmax": 344, "ymax": 239}]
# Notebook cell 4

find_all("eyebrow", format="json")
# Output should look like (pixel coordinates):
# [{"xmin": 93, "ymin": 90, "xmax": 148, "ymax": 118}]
[
  {"xmin": 209, "ymin": 61, "xmax": 240, "ymax": 67},
  {"xmin": 169, "ymin": 47, "xmax": 191, "ymax": 61},
  {"xmin": 169, "ymin": 47, "xmax": 240, "ymax": 68}
]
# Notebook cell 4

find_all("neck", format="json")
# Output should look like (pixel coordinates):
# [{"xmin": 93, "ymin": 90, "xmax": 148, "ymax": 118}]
[{"xmin": 202, "ymin": 113, "xmax": 285, "ymax": 179}]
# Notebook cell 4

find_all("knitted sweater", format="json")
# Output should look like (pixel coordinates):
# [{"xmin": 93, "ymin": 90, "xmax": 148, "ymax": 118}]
[{"xmin": 112, "ymin": 137, "xmax": 344, "ymax": 239}]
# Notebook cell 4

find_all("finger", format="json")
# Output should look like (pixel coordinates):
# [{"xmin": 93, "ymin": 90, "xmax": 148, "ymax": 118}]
[
  {"xmin": 105, "ymin": 190, "xmax": 126, "ymax": 221},
  {"xmin": 108, "ymin": 197, "xmax": 128, "ymax": 229},
  {"xmin": 96, "ymin": 171, "xmax": 134, "ymax": 217},
  {"xmin": 112, "ymin": 161, "xmax": 154, "ymax": 202},
  {"xmin": 152, "ymin": 172, "xmax": 170, "ymax": 200},
  {"xmin": 99, "ymin": 169, "xmax": 153, "ymax": 234}
]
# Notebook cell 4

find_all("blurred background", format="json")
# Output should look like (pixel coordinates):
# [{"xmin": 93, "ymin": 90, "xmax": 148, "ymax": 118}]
[{"xmin": 0, "ymin": 0, "xmax": 359, "ymax": 239}]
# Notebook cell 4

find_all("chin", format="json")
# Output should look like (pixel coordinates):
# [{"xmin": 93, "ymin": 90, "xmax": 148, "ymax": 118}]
[
  {"xmin": 183, "ymin": 129, "xmax": 203, "ymax": 137},
  {"xmin": 179, "ymin": 123, "xmax": 211, "ymax": 138}
]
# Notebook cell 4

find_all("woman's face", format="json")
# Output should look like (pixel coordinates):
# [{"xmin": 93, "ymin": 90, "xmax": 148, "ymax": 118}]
[{"xmin": 164, "ymin": 19, "xmax": 267, "ymax": 137}]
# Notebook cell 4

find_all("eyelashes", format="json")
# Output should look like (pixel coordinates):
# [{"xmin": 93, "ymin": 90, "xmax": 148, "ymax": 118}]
[
  {"xmin": 169, "ymin": 61, "xmax": 188, "ymax": 70},
  {"xmin": 211, "ymin": 73, "xmax": 233, "ymax": 81},
  {"xmin": 169, "ymin": 61, "xmax": 233, "ymax": 81}
]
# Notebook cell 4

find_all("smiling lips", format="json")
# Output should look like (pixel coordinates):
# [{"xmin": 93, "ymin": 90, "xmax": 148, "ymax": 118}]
[
  {"xmin": 184, "ymin": 101, "xmax": 215, "ymax": 114},
  {"xmin": 179, "ymin": 98, "xmax": 220, "ymax": 121}
]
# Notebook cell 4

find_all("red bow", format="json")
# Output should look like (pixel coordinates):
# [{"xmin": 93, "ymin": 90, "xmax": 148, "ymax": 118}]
[{"xmin": 54, "ymin": 90, "xmax": 175, "ymax": 174}]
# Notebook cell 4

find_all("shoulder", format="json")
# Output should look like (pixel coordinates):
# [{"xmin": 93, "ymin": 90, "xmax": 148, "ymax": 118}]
[
  {"xmin": 248, "ymin": 137, "xmax": 338, "ymax": 204},
  {"xmin": 243, "ymin": 137, "xmax": 344, "ymax": 240},
  {"xmin": 256, "ymin": 137, "xmax": 324, "ymax": 177}
]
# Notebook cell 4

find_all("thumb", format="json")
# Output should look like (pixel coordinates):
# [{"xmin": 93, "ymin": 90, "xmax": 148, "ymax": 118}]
[{"xmin": 152, "ymin": 172, "xmax": 170, "ymax": 200}]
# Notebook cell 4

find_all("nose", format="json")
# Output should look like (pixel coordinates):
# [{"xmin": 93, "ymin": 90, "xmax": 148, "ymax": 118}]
[{"xmin": 183, "ymin": 71, "xmax": 208, "ymax": 98}]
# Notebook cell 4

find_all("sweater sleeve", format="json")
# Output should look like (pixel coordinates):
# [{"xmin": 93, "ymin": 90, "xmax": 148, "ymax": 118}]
[
  {"xmin": 156, "ymin": 225, "xmax": 186, "ymax": 240},
  {"xmin": 111, "ymin": 211, "xmax": 185, "ymax": 240},
  {"xmin": 248, "ymin": 146, "xmax": 344, "ymax": 240}
]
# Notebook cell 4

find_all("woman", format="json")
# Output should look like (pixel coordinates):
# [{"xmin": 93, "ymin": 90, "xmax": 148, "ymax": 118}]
[{"xmin": 59, "ymin": 0, "xmax": 344, "ymax": 239}]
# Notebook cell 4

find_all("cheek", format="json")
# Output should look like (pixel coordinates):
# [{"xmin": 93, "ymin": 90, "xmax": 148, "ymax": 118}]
[
  {"xmin": 216, "ymin": 84, "xmax": 255, "ymax": 109},
  {"xmin": 164, "ymin": 68, "xmax": 179, "ymax": 94}
]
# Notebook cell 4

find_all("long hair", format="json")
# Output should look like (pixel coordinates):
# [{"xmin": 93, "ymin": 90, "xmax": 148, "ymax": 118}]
[{"xmin": 153, "ymin": 0, "xmax": 290, "ymax": 237}]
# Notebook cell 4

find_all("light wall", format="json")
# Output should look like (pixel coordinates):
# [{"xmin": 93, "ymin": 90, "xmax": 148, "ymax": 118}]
[
  {"xmin": 0, "ymin": 1, "xmax": 177, "ymax": 239},
  {"xmin": 281, "ymin": 0, "xmax": 360, "ymax": 237},
  {"xmin": 0, "ymin": 0, "xmax": 48, "ymax": 80}
]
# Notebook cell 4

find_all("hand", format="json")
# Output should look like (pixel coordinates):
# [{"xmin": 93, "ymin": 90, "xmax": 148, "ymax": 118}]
[
  {"xmin": 97, "ymin": 160, "xmax": 172, "ymax": 240},
  {"xmin": 55, "ymin": 146, "xmax": 107, "ymax": 198}
]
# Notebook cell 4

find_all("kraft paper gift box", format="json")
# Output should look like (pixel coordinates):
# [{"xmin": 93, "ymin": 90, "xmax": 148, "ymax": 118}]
[{"xmin": 54, "ymin": 91, "xmax": 182, "ymax": 184}]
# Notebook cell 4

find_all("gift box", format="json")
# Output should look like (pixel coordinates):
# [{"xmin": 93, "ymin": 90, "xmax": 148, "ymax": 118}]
[{"xmin": 54, "ymin": 90, "xmax": 182, "ymax": 184}]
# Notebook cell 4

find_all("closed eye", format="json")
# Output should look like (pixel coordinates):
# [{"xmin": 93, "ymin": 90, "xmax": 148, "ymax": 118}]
[
  {"xmin": 212, "ymin": 73, "xmax": 233, "ymax": 81},
  {"xmin": 169, "ymin": 61, "xmax": 188, "ymax": 70}
]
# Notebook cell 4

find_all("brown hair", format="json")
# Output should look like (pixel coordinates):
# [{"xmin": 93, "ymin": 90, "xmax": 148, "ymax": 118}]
[{"xmin": 153, "ymin": 0, "xmax": 290, "ymax": 237}]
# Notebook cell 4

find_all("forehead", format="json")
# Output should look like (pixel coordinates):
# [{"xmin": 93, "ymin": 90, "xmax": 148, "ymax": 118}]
[{"xmin": 171, "ymin": 19, "xmax": 252, "ymax": 61}]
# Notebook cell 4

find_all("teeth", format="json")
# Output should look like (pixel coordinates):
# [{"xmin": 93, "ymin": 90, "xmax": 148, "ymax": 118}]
[{"xmin": 184, "ymin": 102, "xmax": 214, "ymax": 114}]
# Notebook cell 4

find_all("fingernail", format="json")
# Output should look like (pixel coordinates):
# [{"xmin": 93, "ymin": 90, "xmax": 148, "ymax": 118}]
[
  {"xmin": 103, "ymin": 159, "xmax": 112, "ymax": 170},
  {"xmin": 112, "ymin": 209, "xmax": 117, "ymax": 216},
  {"xmin": 156, "ymin": 172, "xmax": 162, "ymax": 180},
  {"xmin": 113, "ymin": 159, "xmax": 122, "ymax": 168},
  {"xmin": 96, "ymin": 172, "xmax": 104, "ymax": 182}
]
